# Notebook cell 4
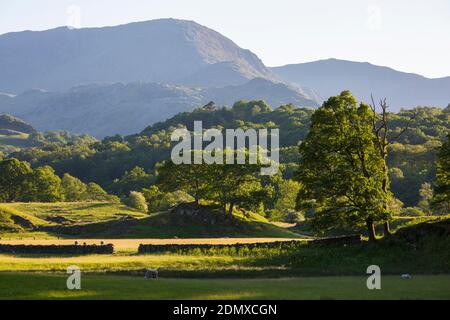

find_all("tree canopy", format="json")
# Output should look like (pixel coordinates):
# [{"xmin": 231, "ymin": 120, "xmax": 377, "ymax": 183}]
[{"xmin": 296, "ymin": 91, "xmax": 390, "ymax": 241}]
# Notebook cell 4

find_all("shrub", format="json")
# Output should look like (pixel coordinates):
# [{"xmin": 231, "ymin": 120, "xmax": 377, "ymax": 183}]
[
  {"xmin": 127, "ymin": 191, "xmax": 148, "ymax": 212},
  {"xmin": 401, "ymin": 207, "xmax": 426, "ymax": 216}
]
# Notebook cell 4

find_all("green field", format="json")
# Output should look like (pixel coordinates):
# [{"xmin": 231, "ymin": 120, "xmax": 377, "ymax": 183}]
[
  {"xmin": 0, "ymin": 231, "xmax": 448, "ymax": 276},
  {"xmin": 0, "ymin": 273, "xmax": 448, "ymax": 299},
  {"xmin": 0, "ymin": 202, "xmax": 448, "ymax": 300}
]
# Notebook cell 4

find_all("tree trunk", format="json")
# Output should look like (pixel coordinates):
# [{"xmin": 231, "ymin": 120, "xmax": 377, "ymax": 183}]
[
  {"xmin": 383, "ymin": 221, "xmax": 391, "ymax": 236},
  {"xmin": 366, "ymin": 219, "xmax": 377, "ymax": 242},
  {"xmin": 228, "ymin": 202, "xmax": 234, "ymax": 216},
  {"xmin": 381, "ymin": 158, "xmax": 392, "ymax": 237}
]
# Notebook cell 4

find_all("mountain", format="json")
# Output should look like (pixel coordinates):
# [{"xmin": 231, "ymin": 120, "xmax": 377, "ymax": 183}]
[
  {"xmin": 271, "ymin": 59, "xmax": 450, "ymax": 111},
  {"xmin": 0, "ymin": 79, "xmax": 318, "ymax": 137},
  {"xmin": 0, "ymin": 19, "xmax": 276, "ymax": 93},
  {"xmin": 205, "ymin": 78, "xmax": 317, "ymax": 107},
  {"xmin": 1, "ymin": 18, "xmax": 447, "ymax": 125}
]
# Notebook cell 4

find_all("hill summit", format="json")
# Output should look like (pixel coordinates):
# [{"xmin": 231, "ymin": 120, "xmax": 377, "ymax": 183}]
[{"xmin": 0, "ymin": 19, "xmax": 275, "ymax": 93}]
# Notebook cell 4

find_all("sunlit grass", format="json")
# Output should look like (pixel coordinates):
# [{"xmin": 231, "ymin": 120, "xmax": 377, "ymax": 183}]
[
  {"xmin": 0, "ymin": 273, "xmax": 448, "ymax": 300},
  {"xmin": 0, "ymin": 253, "xmax": 247, "ymax": 272}
]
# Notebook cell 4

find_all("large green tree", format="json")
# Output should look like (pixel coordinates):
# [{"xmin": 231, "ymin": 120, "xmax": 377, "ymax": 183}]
[
  {"xmin": 296, "ymin": 91, "xmax": 389, "ymax": 241},
  {"xmin": 27, "ymin": 166, "xmax": 63, "ymax": 202},
  {"xmin": 157, "ymin": 161, "xmax": 211, "ymax": 205},
  {"xmin": 0, "ymin": 158, "xmax": 32, "ymax": 202},
  {"xmin": 157, "ymin": 150, "xmax": 270, "ymax": 215},
  {"xmin": 61, "ymin": 173, "xmax": 87, "ymax": 201},
  {"xmin": 210, "ymin": 162, "xmax": 270, "ymax": 215}
]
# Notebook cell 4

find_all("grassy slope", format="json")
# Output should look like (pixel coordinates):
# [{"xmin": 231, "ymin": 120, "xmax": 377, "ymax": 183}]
[
  {"xmin": 0, "ymin": 132, "xmax": 30, "ymax": 153},
  {"xmin": 0, "ymin": 202, "xmax": 301, "ymax": 239},
  {"xmin": 0, "ymin": 273, "xmax": 448, "ymax": 300}
]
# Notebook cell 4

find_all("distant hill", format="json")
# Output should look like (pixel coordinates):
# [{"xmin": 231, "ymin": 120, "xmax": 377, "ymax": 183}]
[
  {"xmin": 0, "ymin": 113, "xmax": 95, "ymax": 154},
  {"xmin": 0, "ymin": 114, "xmax": 36, "ymax": 135},
  {"xmin": 0, "ymin": 79, "xmax": 318, "ymax": 137},
  {"xmin": 206, "ymin": 78, "xmax": 317, "ymax": 107},
  {"xmin": 0, "ymin": 114, "xmax": 37, "ymax": 153},
  {"xmin": 271, "ymin": 58, "xmax": 450, "ymax": 111},
  {"xmin": 0, "ymin": 18, "xmax": 276, "ymax": 93}
]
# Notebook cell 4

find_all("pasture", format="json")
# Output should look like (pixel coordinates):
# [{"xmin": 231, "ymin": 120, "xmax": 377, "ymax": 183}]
[{"xmin": 0, "ymin": 273, "xmax": 449, "ymax": 300}]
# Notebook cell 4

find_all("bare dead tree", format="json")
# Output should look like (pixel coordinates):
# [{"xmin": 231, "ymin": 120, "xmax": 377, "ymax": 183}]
[{"xmin": 370, "ymin": 95, "xmax": 416, "ymax": 236}]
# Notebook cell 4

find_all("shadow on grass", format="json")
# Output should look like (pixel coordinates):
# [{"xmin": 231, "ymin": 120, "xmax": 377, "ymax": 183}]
[{"xmin": 37, "ymin": 209, "xmax": 302, "ymax": 239}]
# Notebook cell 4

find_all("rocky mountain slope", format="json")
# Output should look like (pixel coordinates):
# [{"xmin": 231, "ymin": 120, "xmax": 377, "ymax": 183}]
[{"xmin": 0, "ymin": 19, "xmax": 275, "ymax": 93}]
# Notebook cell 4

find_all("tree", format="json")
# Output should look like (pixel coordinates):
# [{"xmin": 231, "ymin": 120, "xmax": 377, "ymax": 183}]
[
  {"xmin": 296, "ymin": 91, "xmax": 388, "ymax": 241},
  {"xmin": 110, "ymin": 166, "xmax": 154, "ymax": 195},
  {"xmin": 271, "ymin": 179, "xmax": 302, "ymax": 222},
  {"xmin": 369, "ymin": 96, "xmax": 415, "ymax": 235},
  {"xmin": 127, "ymin": 191, "xmax": 148, "ymax": 212},
  {"xmin": 141, "ymin": 185, "xmax": 165, "ymax": 212},
  {"xmin": 0, "ymin": 158, "xmax": 32, "ymax": 202},
  {"xmin": 27, "ymin": 166, "xmax": 63, "ymax": 202},
  {"xmin": 432, "ymin": 134, "xmax": 450, "ymax": 212},
  {"xmin": 61, "ymin": 173, "xmax": 87, "ymax": 201},
  {"xmin": 157, "ymin": 161, "xmax": 210, "ymax": 205},
  {"xmin": 157, "ymin": 150, "xmax": 269, "ymax": 215},
  {"xmin": 86, "ymin": 182, "xmax": 109, "ymax": 201},
  {"xmin": 418, "ymin": 182, "xmax": 433, "ymax": 214},
  {"xmin": 207, "ymin": 153, "xmax": 270, "ymax": 215}
]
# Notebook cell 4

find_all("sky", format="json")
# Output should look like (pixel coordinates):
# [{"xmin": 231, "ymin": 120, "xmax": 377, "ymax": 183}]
[{"xmin": 1, "ymin": 0, "xmax": 449, "ymax": 78}]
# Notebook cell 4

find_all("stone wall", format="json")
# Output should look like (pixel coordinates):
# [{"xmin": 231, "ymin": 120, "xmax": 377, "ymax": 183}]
[
  {"xmin": 0, "ymin": 244, "xmax": 114, "ymax": 254},
  {"xmin": 138, "ymin": 235, "xmax": 362, "ymax": 254}
]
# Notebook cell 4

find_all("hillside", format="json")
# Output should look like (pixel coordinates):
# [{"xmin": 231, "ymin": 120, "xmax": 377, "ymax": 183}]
[
  {"xmin": 0, "ymin": 202, "xmax": 301, "ymax": 239},
  {"xmin": 0, "ymin": 113, "xmax": 96, "ymax": 154},
  {"xmin": 0, "ymin": 114, "xmax": 36, "ymax": 134},
  {"xmin": 0, "ymin": 114, "xmax": 36, "ymax": 153},
  {"xmin": 0, "ymin": 19, "xmax": 275, "ymax": 93},
  {"xmin": 0, "ymin": 80, "xmax": 317, "ymax": 137},
  {"xmin": 10, "ymin": 102, "xmax": 449, "ymax": 207},
  {"xmin": 272, "ymin": 58, "xmax": 450, "ymax": 111}
]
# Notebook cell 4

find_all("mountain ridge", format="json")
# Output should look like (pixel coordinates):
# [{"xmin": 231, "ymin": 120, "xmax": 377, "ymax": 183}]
[
  {"xmin": 271, "ymin": 58, "xmax": 450, "ymax": 110},
  {"xmin": 0, "ymin": 18, "xmax": 276, "ymax": 93},
  {"xmin": 0, "ymin": 78, "xmax": 318, "ymax": 137},
  {"xmin": 0, "ymin": 19, "xmax": 448, "ymax": 134}
]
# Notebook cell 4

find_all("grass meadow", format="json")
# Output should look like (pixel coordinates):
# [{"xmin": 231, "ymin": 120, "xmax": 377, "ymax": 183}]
[{"xmin": 0, "ymin": 273, "xmax": 448, "ymax": 300}]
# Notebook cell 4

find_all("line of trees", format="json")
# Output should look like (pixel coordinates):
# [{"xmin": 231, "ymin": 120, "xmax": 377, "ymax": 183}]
[{"xmin": 0, "ymin": 158, "xmax": 114, "ymax": 203}]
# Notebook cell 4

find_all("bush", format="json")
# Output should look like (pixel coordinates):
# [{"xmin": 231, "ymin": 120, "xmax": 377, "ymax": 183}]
[
  {"xmin": 127, "ymin": 191, "xmax": 148, "ymax": 212},
  {"xmin": 86, "ymin": 182, "xmax": 109, "ymax": 201},
  {"xmin": 402, "ymin": 207, "xmax": 426, "ymax": 216}
]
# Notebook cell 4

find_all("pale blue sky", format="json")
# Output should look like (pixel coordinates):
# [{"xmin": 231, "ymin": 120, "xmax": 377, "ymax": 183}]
[{"xmin": 1, "ymin": 0, "xmax": 449, "ymax": 78}]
